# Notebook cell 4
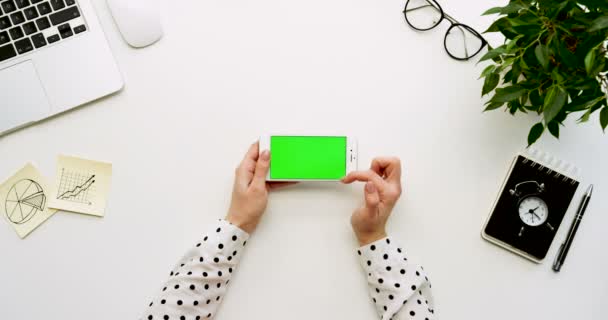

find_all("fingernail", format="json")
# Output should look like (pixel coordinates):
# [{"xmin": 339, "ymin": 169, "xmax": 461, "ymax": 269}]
[
  {"xmin": 365, "ymin": 182, "xmax": 375, "ymax": 192},
  {"xmin": 261, "ymin": 150, "xmax": 270, "ymax": 160}
]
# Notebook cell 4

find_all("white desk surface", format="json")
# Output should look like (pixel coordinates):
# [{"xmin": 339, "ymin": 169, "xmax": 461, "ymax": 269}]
[{"xmin": 1, "ymin": 0, "xmax": 607, "ymax": 319}]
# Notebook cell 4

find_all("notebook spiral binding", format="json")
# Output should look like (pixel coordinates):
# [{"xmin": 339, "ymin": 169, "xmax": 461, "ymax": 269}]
[{"xmin": 521, "ymin": 148, "xmax": 581, "ymax": 185}]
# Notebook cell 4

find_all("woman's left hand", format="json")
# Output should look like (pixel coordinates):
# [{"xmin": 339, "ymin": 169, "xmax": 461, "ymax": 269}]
[{"xmin": 226, "ymin": 142, "xmax": 295, "ymax": 233}]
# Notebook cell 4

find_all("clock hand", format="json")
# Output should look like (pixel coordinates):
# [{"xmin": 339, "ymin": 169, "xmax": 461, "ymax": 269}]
[
  {"xmin": 531, "ymin": 206, "xmax": 540, "ymax": 212},
  {"xmin": 532, "ymin": 212, "xmax": 541, "ymax": 220}
]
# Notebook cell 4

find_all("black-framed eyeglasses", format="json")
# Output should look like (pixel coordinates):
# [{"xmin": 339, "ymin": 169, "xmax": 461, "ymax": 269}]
[{"xmin": 403, "ymin": 0, "xmax": 487, "ymax": 61}]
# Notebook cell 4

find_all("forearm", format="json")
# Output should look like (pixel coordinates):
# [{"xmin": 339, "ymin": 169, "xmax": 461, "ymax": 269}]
[
  {"xmin": 141, "ymin": 219, "xmax": 249, "ymax": 320},
  {"xmin": 358, "ymin": 237, "xmax": 435, "ymax": 320}
]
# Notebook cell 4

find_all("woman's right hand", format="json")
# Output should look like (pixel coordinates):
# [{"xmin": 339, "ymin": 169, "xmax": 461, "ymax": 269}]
[{"xmin": 341, "ymin": 157, "xmax": 403, "ymax": 246}]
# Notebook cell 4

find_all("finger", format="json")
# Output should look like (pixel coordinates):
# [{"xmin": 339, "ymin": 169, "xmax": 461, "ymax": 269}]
[
  {"xmin": 341, "ymin": 170, "xmax": 387, "ymax": 192},
  {"xmin": 236, "ymin": 142, "xmax": 260, "ymax": 186},
  {"xmin": 268, "ymin": 181, "xmax": 299, "ymax": 191},
  {"xmin": 242, "ymin": 142, "xmax": 260, "ymax": 163},
  {"xmin": 341, "ymin": 170, "xmax": 383, "ymax": 185},
  {"xmin": 371, "ymin": 157, "xmax": 402, "ymax": 183},
  {"xmin": 370, "ymin": 157, "xmax": 401, "ymax": 177},
  {"xmin": 251, "ymin": 150, "xmax": 271, "ymax": 189},
  {"xmin": 364, "ymin": 182, "xmax": 380, "ymax": 210}
]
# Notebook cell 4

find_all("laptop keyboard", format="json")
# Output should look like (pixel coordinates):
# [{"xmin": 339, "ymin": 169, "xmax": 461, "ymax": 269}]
[{"xmin": 0, "ymin": 0, "xmax": 86, "ymax": 63}]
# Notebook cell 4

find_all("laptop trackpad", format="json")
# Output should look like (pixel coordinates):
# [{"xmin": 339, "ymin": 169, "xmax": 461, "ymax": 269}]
[{"xmin": 0, "ymin": 61, "xmax": 51, "ymax": 133}]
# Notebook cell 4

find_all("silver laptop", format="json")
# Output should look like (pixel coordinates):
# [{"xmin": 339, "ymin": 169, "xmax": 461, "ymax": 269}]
[{"xmin": 0, "ymin": 0, "xmax": 123, "ymax": 136}]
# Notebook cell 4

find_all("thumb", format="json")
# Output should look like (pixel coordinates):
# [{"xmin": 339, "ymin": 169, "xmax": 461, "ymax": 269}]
[
  {"xmin": 252, "ymin": 150, "xmax": 270, "ymax": 188},
  {"xmin": 364, "ymin": 181, "xmax": 380, "ymax": 211}
]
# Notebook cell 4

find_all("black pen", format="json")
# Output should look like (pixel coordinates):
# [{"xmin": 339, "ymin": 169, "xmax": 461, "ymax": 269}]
[{"xmin": 552, "ymin": 184, "xmax": 593, "ymax": 272}]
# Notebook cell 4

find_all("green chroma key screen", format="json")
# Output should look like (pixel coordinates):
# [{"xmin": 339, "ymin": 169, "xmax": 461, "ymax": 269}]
[{"xmin": 270, "ymin": 136, "xmax": 347, "ymax": 179}]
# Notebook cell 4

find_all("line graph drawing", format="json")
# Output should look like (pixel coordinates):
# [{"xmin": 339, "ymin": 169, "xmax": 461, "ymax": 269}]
[
  {"xmin": 56, "ymin": 169, "xmax": 96, "ymax": 205},
  {"xmin": 5, "ymin": 179, "xmax": 46, "ymax": 225},
  {"xmin": 49, "ymin": 156, "xmax": 112, "ymax": 217},
  {"xmin": 59, "ymin": 174, "xmax": 95, "ymax": 199}
]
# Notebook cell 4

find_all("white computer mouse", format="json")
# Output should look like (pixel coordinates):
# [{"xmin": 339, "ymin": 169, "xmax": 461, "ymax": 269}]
[{"xmin": 107, "ymin": 0, "xmax": 163, "ymax": 48}]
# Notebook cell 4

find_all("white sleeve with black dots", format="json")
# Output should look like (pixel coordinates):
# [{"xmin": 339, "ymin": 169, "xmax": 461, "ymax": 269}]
[
  {"xmin": 357, "ymin": 237, "xmax": 436, "ymax": 320},
  {"xmin": 141, "ymin": 219, "xmax": 249, "ymax": 320}
]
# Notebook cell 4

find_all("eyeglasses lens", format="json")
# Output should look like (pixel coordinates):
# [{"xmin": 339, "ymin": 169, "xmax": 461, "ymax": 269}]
[
  {"xmin": 404, "ymin": 0, "xmax": 443, "ymax": 30},
  {"xmin": 445, "ymin": 25, "xmax": 484, "ymax": 59}
]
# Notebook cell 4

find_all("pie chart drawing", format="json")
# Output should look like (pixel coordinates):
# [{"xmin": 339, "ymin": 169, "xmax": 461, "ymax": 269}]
[{"xmin": 4, "ymin": 179, "xmax": 46, "ymax": 225}]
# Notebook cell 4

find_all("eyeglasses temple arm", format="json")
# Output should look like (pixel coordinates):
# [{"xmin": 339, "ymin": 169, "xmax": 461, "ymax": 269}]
[
  {"xmin": 404, "ymin": 4, "xmax": 436, "ymax": 13},
  {"xmin": 405, "ymin": 3, "xmax": 460, "ymax": 25}
]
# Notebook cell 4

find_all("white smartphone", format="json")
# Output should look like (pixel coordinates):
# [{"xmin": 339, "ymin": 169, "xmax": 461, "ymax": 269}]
[{"xmin": 259, "ymin": 135, "xmax": 358, "ymax": 181}]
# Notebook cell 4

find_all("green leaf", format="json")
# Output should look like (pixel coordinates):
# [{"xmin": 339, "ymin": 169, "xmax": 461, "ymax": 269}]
[
  {"xmin": 601, "ymin": 107, "xmax": 608, "ymax": 132},
  {"xmin": 501, "ymin": 28, "xmax": 521, "ymax": 40},
  {"xmin": 500, "ymin": 3, "xmax": 525, "ymax": 14},
  {"xmin": 509, "ymin": 100, "xmax": 522, "ymax": 115},
  {"xmin": 484, "ymin": 17, "xmax": 517, "ymax": 38},
  {"xmin": 510, "ymin": 15, "xmax": 539, "ymax": 26},
  {"xmin": 566, "ymin": 96, "xmax": 605, "ymax": 112},
  {"xmin": 577, "ymin": 104, "xmax": 602, "ymax": 123},
  {"xmin": 478, "ymin": 46, "xmax": 507, "ymax": 62},
  {"xmin": 484, "ymin": 17, "xmax": 507, "ymax": 33},
  {"xmin": 491, "ymin": 85, "xmax": 527, "ymax": 103},
  {"xmin": 585, "ymin": 49, "xmax": 596, "ymax": 75},
  {"xmin": 543, "ymin": 86, "xmax": 568, "ymax": 123},
  {"xmin": 479, "ymin": 65, "xmax": 495, "ymax": 79},
  {"xmin": 522, "ymin": 45, "xmax": 539, "ymax": 70},
  {"xmin": 501, "ymin": 56, "xmax": 516, "ymax": 68},
  {"xmin": 482, "ymin": 73, "xmax": 500, "ymax": 96},
  {"xmin": 511, "ymin": 60, "xmax": 522, "ymax": 83},
  {"xmin": 547, "ymin": 121, "xmax": 560, "ymax": 139},
  {"xmin": 556, "ymin": 41, "xmax": 578, "ymax": 68},
  {"xmin": 554, "ymin": 110, "xmax": 567, "ymax": 124},
  {"xmin": 572, "ymin": 79, "xmax": 598, "ymax": 91},
  {"xmin": 588, "ymin": 16, "xmax": 608, "ymax": 32},
  {"xmin": 484, "ymin": 102, "xmax": 504, "ymax": 112},
  {"xmin": 551, "ymin": 68, "xmax": 564, "ymax": 83},
  {"xmin": 506, "ymin": 35, "xmax": 524, "ymax": 50},
  {"xmin": 519, "ymin": 57, "xmax": 529, "ymax": 70},
  {"xmin": 553, "ymin": 1, "xmax": 569, "ymax": 18},
  {"xmin": 556, "ymin": 25, "xmax": 573, "ymax": 36},
  {"xmin": 513, "ymin": 24, "xmax": 542, "ymax": 36},
  {"xmin": 528, "ymin": 122, "xmax": 544, "ymax": 146},
  {"xmin": 524, "ymin": 104, "xmax": 540, "ymax": 112},
  {"xmin": 520, "ymin": 91, "xmax": 529, "ymax": 106},
  {"xmin": 591, "ymin": 61, "xmax": 606, "ymax": 77},
  {"xmin": 579, "ymin": 110, "xmax": 591, "ymax": 123},
  {"xmin": 482, "ymin": 7, "xmax": 504, "ymax": 15},
  {"xmin": 534, "ymin": 44, "xmax": 550, "ymax": 69},
  {"xmin": 503, "ymin": 69, "xmax": 514, "ymax": 83},
  {"xmin": 529, "ymin": 89, "xmax": 543, "ymax": 106}
]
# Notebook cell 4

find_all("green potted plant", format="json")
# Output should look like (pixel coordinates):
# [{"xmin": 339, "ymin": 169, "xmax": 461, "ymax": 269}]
[{"xmin": 479, "ymin": 0, "xmax": 608, "ymax": 145}]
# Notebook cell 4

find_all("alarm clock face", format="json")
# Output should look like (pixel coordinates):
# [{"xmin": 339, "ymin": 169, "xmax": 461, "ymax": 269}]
[{"xmin": 518, "ymin": 196, "xmax": 548, "ymax": 227}]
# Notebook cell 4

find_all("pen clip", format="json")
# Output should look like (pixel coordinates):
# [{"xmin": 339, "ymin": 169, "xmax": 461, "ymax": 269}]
[{"xmin": 553, "ymin": 243, "xmax": 565, "ymax": 271}]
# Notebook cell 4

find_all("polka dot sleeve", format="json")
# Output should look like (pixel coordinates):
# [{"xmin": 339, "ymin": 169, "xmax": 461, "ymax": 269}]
[
  {"xmin": 357, "ymin": 237, "xmax": 435, "ymax": 320},
  {"xmin": 141, "ymin": 219, "xmax": 249, "ymax": 320}
]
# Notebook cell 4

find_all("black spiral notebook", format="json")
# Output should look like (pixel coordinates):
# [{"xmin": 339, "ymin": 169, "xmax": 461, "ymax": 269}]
[{"xmin": 482, "ymin": 150, "xmax": 580, "ymax": 263}]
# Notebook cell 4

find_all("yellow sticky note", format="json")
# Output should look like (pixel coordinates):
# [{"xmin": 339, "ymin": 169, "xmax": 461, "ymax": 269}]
[
  {"xmin": 48, "ymin": 155, "xmax": 112, "ymax": 217},
  {"xmin": 0, "ymin": 163, "xmax": 57, "ymax": 238}
]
